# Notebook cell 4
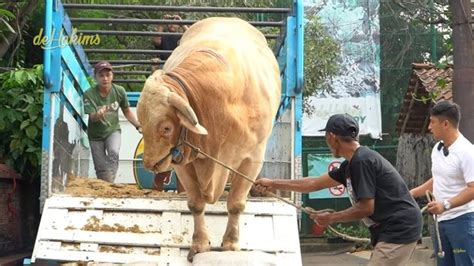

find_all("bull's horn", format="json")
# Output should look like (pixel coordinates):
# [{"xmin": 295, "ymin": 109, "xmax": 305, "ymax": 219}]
[{"xmin": 168, "ymin": 92, "xmax": 208, "ymax": 135}]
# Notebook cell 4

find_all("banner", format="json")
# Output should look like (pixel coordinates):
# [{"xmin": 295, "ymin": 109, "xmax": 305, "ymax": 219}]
[
  {"xmin": 307, "ymin": 154, "xmax": 347, "ymax": 199},
  {"xmin": 303, "ymin": 0, "xmax": 382, "ymax": 139}
]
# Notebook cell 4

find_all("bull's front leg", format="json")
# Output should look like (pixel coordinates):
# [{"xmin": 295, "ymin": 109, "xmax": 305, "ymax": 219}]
[
  {"xmin": 187, "ymin": 196, "xmax": 210, "ymax": 261},
  {"xmin": 222, "ymin": 159, "xmax": 262, "ymax": 251}
]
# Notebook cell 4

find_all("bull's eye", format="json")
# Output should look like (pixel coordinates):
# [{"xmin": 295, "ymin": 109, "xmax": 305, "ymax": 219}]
[{"xmin": 158, "ymin": 121, "xmax": 174, "ymax": 138}]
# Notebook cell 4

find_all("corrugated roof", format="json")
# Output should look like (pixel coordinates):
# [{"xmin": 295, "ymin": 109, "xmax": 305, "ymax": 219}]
[{"xmin": 396, "ymin": 63, "xmax": 453, "ymax": 135}]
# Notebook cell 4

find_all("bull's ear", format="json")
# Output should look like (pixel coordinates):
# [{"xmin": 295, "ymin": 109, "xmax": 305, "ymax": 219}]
[{"xmin": 177, "ymin": 112, "xmax": 208, "ymax": 135}]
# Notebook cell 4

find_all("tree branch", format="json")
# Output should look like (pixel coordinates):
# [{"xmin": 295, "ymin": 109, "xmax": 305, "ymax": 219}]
[{"xmin": 0, "ymin": 0, "xmax": 39, "ymax": 60}]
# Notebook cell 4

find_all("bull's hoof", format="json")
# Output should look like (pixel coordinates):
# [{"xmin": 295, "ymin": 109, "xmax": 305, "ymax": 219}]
[
  {"xmin": 187, "ymin": 241, "xmax": 211, "ymax": 262},
  {"xmin": 222, "ymin": 241, "xmax": 240, "ymax": 251},
  {"xmin": 187, "ymin": 248, "xmax": 197, "ymax": 262}
]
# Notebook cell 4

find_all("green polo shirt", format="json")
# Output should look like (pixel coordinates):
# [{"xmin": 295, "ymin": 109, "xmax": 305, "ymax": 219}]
[{"xmin": 83, "ymin": 84, "xmax": 129, "ymax": 140}]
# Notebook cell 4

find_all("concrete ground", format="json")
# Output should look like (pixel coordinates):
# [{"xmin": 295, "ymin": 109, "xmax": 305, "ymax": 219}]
[{"xmin": 302, "ymin": 245, "xmax": 436, "ymax": 266}]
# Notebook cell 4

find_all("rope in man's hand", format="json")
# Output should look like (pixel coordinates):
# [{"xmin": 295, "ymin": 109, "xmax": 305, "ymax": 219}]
[
  {"xmin": 421, "ymin": 190, "xmax": 445, "ymax": 258},
  {"xmin": 183, "ymin": 140, "xmax": 370, "ymax": 244}
]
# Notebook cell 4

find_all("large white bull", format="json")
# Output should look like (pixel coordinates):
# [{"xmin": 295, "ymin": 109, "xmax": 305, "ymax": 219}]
[{"xmin": 137, "ymin": 17, "xmax": 281, "ymax": 260}]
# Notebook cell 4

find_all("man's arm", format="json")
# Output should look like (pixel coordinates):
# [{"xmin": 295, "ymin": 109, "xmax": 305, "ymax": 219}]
[
  {"xmin": 311, "ymin": 198, "xmax": 374, "ymax": 227},
  {"xmin": 254, "ymin": 173, "xmax": 342, "ymax": 193},
  {"xmin": 88, "ymin": 105, "xmax": 107, "ymax": 122},
  {"xmin": 153, "ymin": 25, "xmax": 165, "ymax": 47},
  {"xmin": 447, "ymin": 182, "xmax": 474, "ymax": 209},
  {"xmin": 410, "ymin": 178, "xmax": 433, "ymax": 198},
  {"xmin": 122, "ymin": 107, "xmax": 141, "ymax": 131},
  {"xmin": 427, "ymin": 182, "xmax": 474, "ymax": 214}
]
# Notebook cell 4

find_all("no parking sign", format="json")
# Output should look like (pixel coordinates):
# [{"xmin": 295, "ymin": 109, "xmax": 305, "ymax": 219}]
[{"xmin": 307, "ymin": 154, "xmax": 348, "ymax": 199}]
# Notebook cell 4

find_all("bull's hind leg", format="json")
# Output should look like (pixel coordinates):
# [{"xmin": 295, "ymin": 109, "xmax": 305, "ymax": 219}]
[{"xmin": 222, "ymin": 158, "xmax": 263, "ymax": 251}]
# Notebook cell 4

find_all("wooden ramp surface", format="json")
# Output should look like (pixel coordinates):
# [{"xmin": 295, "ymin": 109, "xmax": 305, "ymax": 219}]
[{"xmin": 32, "ymin": 195, "xmax": 302, "ymax": 265}]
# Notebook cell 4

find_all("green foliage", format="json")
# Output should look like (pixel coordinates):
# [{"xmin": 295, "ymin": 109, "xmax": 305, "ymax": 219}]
[
  {"xmin": 379, "ymin": 1, "xmax": 451, "ymax": 140},
  {"xmin": 0, "ymin": 65, "xmax": 44, "ymax": 179},
  {"xmin": 303, "ymin": 16, "xmax": 341, "ymax": 115},
  {"xmin": 0, "ymin": 6, "xmax": 15, "ymax": 37}
]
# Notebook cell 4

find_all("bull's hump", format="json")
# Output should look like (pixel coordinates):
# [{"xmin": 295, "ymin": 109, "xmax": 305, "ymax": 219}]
[{"xmin": 182, "ymin": 17, "xmax": 265, "ymax": 46}]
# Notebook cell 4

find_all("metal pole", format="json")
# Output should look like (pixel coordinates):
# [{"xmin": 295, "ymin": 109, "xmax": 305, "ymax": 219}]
[
  {"xmin": 70, "ymin": 18, "xmax": 284, "ymax": 27},
  {"xmin": 44, "ymin": 0, "xmax": 53, "ymax": 88},
  {"xmin": 63, "ymin": 4, "xmax": 291, "ymax": 14},
  {"xmin": 84, "ymin": 48, "xmax": 172, "ymax": 54},
  {"xmin": 430, "ymin": 0, "xmax": 438, "ymax": 62},
  {"xmin": 114, "ymin": 79, "xmax": 146, "ymax": 84},
  {"xmin": 78, "ymin": 29, "xmax": 280, "ymax": 39},
  {"xmin": 89, "ymin": 60, "xmax": 164, "ymax": 65},
  {"xmin": 113, "ymin": 70, "xmax": 151, "ymax": 75}
]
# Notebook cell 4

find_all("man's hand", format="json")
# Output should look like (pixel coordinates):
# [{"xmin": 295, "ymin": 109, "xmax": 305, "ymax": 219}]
[
  {"xmin": 91, "ymin": 105, "xmax": 108, "ymax": 122},
  {"xmin": 253, "ymin": 178, "xmax": 275, "ymax": 194},
  {"xmin": 310, "ymin": 212, "xmax": 333, "ymax": 227},
  {"xmin": 427, "ymin": 201, "xmax": 445, "ymax": 215},
  {"xmin": 97, "ymin": 105, "xmax": 108, "ymax": 117}
]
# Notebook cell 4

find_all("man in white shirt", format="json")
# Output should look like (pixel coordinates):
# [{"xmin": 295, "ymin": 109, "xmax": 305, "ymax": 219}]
[{"xmin": 411, "ymin": 101, "xmax": 474, "ymax": 266}]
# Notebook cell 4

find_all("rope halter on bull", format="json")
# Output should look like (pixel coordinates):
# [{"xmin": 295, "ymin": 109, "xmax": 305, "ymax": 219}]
[
  {"xmin": 152, "ymin": 71, "xmax": 198, "ymax": 171},
  {"xmin": 152, "ymin": 127, "xmax": 187, "ymax": 171},
  {"xmin": 420, "ymin": 190, "xmax": 445, "ymax": 258},
  {"xmin": 182, "ymin": 139, "xmax": 370, "ymax": 244}
]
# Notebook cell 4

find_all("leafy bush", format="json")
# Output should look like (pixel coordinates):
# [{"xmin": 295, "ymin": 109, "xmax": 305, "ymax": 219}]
[{"xmin": 0, "ymin": 65, "xmax": 43, "ymax": 179}]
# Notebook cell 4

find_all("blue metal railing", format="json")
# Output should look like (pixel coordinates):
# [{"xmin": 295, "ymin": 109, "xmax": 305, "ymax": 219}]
[{"xmin": 41, "ymin": 0, "xmax": 304, "ymax": 207}]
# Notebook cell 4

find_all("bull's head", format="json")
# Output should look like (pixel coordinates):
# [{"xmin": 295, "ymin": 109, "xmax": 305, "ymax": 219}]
[{"xmin": 137, "ymin": 70, "xmax": 208, "ymax": 173}]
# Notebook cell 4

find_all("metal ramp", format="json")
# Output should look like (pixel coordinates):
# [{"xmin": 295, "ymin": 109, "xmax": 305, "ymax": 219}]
[{"xmin": 32, "ymin": 195, "xmax": 302, "ymax": 265}]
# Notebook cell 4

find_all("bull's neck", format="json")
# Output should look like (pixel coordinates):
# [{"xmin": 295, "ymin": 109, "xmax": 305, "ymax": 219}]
[{"xmin": 165, "ymin": 72, "xmax": 192, "ymax": 102}]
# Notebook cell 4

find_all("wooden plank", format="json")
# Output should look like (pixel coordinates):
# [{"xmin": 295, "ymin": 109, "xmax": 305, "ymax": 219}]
[
  {"xmin": 34, "ymin": 246, "xmax": 189, "ymax": 264},
  {"xmin": 38, "ymin": 230, "xmax": 184, "ymax": 247},
  {"xmin": 272, "ymin": 215, "xmax": 300, "ymax": 253},
  {"xmin": 33, "ymin": 196, "xmax": 302, "ymax": 264},
  {"xmin": 239, "ymin": 214, "xmax": 274, "ymax": 250},
  {"xmin": 37, "ymin": 215, "xmax": 296, "ymax": 252},
  {"xmin": 46, "ymin": 196, "xmax": 296, "ymax": 216}
]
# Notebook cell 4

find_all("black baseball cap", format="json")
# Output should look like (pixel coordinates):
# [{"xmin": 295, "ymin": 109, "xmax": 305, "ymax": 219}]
[
  {"xmin": 319, "ymin": 114, "xmax": 359, "ymax": 138},
  {"xmin": 94, "ymin": 60, "xmax": 113, "ymax": 74}
]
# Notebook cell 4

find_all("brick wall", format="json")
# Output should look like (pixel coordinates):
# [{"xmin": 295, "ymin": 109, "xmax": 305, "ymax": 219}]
[
  {"xmin": 0, "ymin": 165, "xmax": 24, "ymax": 255},
  {"xmin": 0, "ymin": 178, "xmax": 23, "ymax": 255}
]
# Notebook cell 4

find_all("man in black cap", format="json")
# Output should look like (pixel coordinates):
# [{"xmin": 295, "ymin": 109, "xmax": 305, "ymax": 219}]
[
  {"xmin": 254, "ymin": 113, "xmax": 422, "ymax": 265},
  {"xmin": 83, "ymin": 60, "xmax": 141, "ymax": 183}
]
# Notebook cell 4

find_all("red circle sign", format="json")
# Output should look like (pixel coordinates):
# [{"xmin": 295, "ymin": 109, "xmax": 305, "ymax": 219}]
[
  {"xmin": 329, "ymin": 185, "xmax": 345, "ymax": 196},
  {"xmin": 328, "ymin": 160, "xmax": 344, "ymax": 196},
  {"xmin": 328, "ymin": 161, "xmax": 341, "ymax": 172}
]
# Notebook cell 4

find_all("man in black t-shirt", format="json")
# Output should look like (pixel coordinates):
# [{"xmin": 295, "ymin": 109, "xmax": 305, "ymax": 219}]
[
  {"xmin": 255, "ymin": 114, "xmax": 422, "ymax": 265},
  {"xmin": 151, "ymin": 14, "xmax": 188, "ymax": 72}
]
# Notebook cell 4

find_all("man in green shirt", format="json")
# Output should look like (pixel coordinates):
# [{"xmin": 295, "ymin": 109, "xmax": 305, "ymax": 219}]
[{"xmin": 83, "ymin": 61, "xmax": 141, "ymax": 182}]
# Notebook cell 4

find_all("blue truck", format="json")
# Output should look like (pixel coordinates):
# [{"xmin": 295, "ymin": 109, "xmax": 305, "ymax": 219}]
[{"xmin": 32, "ymin": 1, "xmax": 304, "ymax": 264}]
